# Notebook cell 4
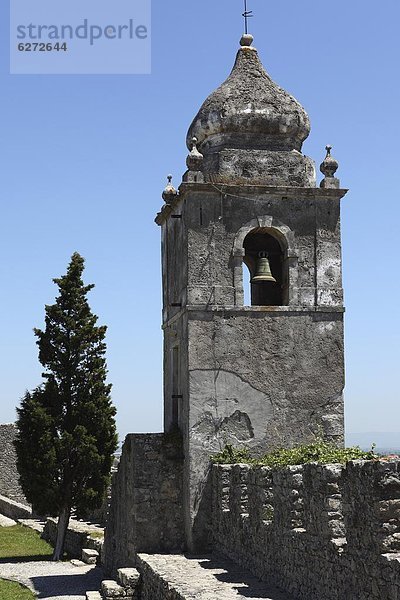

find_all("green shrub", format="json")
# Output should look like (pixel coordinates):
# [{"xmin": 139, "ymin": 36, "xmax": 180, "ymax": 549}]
[
  {"xmin": 212, "ymin": 444, "xmax": 252, "ymax": 465},
  {"xmin": 211, "ymin": 440, "xmax": 377, "ymax": 468}
]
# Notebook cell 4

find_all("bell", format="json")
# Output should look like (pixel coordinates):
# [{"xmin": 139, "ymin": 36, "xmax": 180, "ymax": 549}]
[{"xmin": 251, "ymin": 252, "xmax": 276, "ymax": 284}]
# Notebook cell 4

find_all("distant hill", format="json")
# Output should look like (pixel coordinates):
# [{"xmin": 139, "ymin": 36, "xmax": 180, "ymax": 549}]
[{"xmin": 346, "ymin": 432, "xmax": 400, "ymax": 454}]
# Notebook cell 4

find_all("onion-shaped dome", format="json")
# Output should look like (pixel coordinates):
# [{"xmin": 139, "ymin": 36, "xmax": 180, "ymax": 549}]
[{"xmin": 187, "ymin": 36, "xmax": 310, "ymax": 155}]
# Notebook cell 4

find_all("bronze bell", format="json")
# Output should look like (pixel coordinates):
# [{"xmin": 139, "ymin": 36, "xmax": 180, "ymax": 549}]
[{"xmin": 251, "ymin": 251, "xmax": 276, "ymax": 284}]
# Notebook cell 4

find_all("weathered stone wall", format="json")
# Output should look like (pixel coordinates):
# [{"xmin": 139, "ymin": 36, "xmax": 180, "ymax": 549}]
[
  {"xmin": 212, "ymin": 459, "xmax": 400, "ymax": 599},
  {"xmin": 137, "ymin": 555, "xmax": 186, "ymax": 600},
  {"xmin": 187, "ymin": 308, "xmax": 344, "ymax": 549},
  {"xmin": 179, "ymin": 187, "xmax": 345, "ymax": 310},
  {"xmin": 42, "ymin": 517, "xmax": 103, "ymax": 559},
  {"xmin": 136, "ymin": 553, "xmax": 292, "ymax": 600},
  {"xmin": 0, "ymin": 494, "xmax": 32, "ymax": 520},
  {"xmin": 104, "ymin": 433, "xmax": 184, "ymax": 576},
  {"xmin": 0, "ymin": 424, "xmax": 27, "ymax": 504}
]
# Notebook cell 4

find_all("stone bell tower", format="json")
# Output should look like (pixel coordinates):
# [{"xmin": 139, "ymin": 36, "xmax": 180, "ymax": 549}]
[{"xmin": 156, "ymin": 33, "xmax": 347, "ymax": 551}]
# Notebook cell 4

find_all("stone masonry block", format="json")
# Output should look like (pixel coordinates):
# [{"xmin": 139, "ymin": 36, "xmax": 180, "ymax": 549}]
[
  {"xmin": 82, "ymin": 548, "xmax": 99, "ymax": 565},
  {"xmin": 0, "ymin": 424, "xmax": 28, "ymax": 504},
  {"xmin": 86, "ymin": 593, "xmax": 102, "ymax": 600},
  {"xmin": 117, "ymin": 568, "xmax": 140, "ymax": 588},
  {"xmin": 101, "ymin": 580, "xmax": 127, "ymax": 598}
]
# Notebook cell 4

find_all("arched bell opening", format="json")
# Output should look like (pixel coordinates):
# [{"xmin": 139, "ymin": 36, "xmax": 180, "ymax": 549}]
[
  {"xmin": 243, "ymin": 229, "xmax": 287, "ymax": 306},
  {"xmin": 242, "ymin": 259, "xmax": 252, "ymax": 306}
]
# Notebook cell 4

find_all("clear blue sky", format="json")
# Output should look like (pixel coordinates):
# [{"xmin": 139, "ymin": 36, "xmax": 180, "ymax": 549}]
[{"xmin": 1, "ymin": 0, "xmax": 399, "ymax": 443}]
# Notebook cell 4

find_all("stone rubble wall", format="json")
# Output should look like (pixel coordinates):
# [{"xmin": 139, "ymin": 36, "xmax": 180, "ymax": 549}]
[
  {"xmin": 0, "ymin": 494, "xmax": 32, "ymax": 520},
  {"xmin": 136, "ymin": 553, "xmax": 292, "ymax": 600},
  {"xmin": 136, "ymin": 555, "xmax": 186, "ymax": 600},
  {"xmin": 103, "ymin": 433, "xmax": 184, "ymax": 577},
  {"xmin": 0, "ymin": 424, "xmax": 27, "ymax": 505},
  {"xmin": 42, "ymin": 516, "xmax": 104, "ymax": 559},
  {"xmin": 212, "ymin": 460, "xmax": 400, "ymax": 600}
]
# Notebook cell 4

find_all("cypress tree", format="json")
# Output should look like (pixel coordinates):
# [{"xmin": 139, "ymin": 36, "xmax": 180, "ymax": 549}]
[{"xmin": 15, "ymin": 252, "xmax": 118, "ymax": 560}]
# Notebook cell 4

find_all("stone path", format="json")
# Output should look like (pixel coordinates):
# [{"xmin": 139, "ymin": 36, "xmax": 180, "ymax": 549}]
[
  {"xmin": 0, "ymin": 560, "xmax": 103, "ymax": 599},
  {"xmin": 138, "ymin": 553, "xmax": 294, "ymax": 599}
]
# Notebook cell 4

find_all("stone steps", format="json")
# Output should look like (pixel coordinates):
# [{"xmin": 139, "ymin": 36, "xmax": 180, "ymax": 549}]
[
  {"xmin": 137, "ymin": 553, "xmax": 294, "ymax": 599},
  {"xmin": 42, "ymin": 516, "xmax": 104, "ymax": 560},
  {"xmin": 82, "ymin": 548, "xmax": 99, "ymax": 565},
  {"xmin": 86, "ymin": 593, "xmax": 102, "ymax": 600},
  {"xmin": 99, "ymin": 568, "xmax": 140, "ymax": 599}
]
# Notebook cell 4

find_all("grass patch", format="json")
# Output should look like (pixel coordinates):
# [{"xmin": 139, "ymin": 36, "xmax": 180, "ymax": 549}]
[
  {"xmin": 0, "ymin": 579, "xmax": 35, "ymax": 599},
  {"xmin": 88, "ymin": 530, "xmax": 104, "ymax": 539},
  {"xmin": 212, "ymin": 440, "xmax": 377, "ymax": 468},
  {"xmin": 0, "ymin": 525, "xmax": 53, "ymax": 561}
]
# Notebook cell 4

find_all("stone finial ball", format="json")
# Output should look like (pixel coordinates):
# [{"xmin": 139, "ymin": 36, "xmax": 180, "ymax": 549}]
[
  {"xmin": 162, "ymin": 175, "xmax": 178, "ymax": 203},
  {"xmin": 320, "ymin": 145, "xmax": 339, "ymax": 178},
  {"xmin": 240, "ymin": 34, "xmax": 254, "ymax": 47},
  {"xmin": 186, "ymin": 137, "xmax": 204, "ymax": 172}
]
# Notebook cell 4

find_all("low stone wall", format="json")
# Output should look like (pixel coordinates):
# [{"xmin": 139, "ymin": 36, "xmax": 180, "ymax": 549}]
[
  {"xmin": 0, "ymin": 424, "xmax": 27, "ymax": 504},
  {"xmin": 212, "ymin": 459, "xmax": 400, "ymax": 599},
  {"xmin": 0, "ymin": 494, "xmax": 32, "ymax": 520},
  {"xmin": 42, "ymin": 517, "xmax": 104, "ymax": 559},
  {"xmin": 136, "ymin": 555, "xmax": 186, "ymax": 600},
  {"xmin": 136, "ymin": 553, "xmax": 292, "ymax": 600},
  {"xmin": 104, "ymin": 433, "xmax": 184, "ymax": 576}
]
